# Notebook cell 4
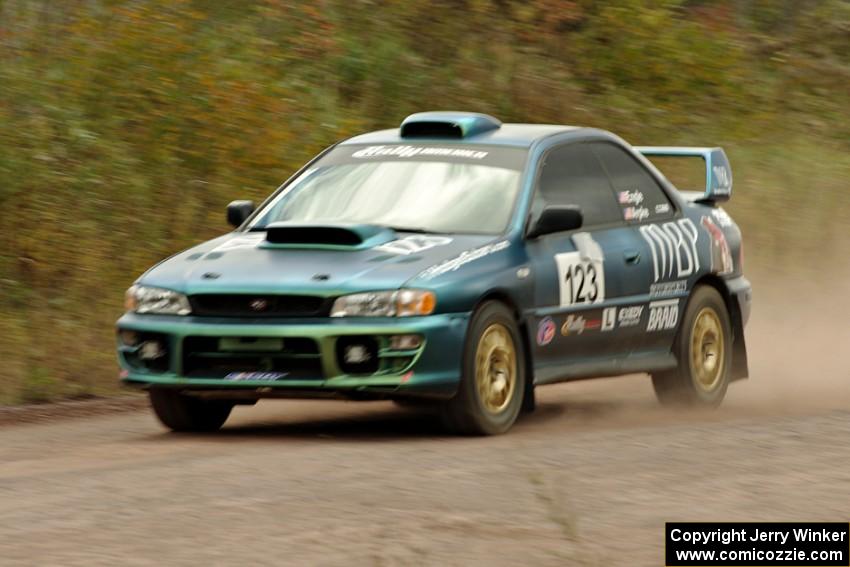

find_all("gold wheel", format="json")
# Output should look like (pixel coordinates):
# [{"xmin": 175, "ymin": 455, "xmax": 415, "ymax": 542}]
[
  {"xmin": 690, "ymin": 307, "xmax": 725, "ymax": 392},
  {"xmin": 474, "ymin": 323, "xmax": 517, "ymax": 414}
]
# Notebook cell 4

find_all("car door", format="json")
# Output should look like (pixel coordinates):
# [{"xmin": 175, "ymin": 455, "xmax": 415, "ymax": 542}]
[
  {"xmin": 524, "ymin": 142, "xmax": 651, "ymax": 380},
  {"xmin": 590, "ymin": 142, "xmax": 685, "ymax": 355}
]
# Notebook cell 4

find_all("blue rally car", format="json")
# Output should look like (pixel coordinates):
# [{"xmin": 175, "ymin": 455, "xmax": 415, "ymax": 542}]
[{"xmin": 117, "ymin": 111, "xmax": 751, "ymax": 435}]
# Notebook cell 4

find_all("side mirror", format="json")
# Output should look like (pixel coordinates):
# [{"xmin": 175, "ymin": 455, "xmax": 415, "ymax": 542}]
[
  {"xmin": 227, "ymin": 200, "xmax": 255, "ymax": 227},
  {"xmin": 527, "ymin": 205, "xmax": 583, "ymax": 238}
]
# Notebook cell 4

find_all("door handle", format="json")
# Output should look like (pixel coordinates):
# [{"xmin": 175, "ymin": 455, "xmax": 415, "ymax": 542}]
[{"xmin": 623, "ymin": 249, "xmax": 641, "ymax": 264}]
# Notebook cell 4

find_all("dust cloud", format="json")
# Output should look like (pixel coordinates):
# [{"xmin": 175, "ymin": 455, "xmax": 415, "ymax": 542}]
[
  {"xmin": 730, "ymin": 268, "xmax": 850, "ymax": 414},
  {"xmin": 545, "ymin": 264, "xmax": 850, "ymax": 430}
]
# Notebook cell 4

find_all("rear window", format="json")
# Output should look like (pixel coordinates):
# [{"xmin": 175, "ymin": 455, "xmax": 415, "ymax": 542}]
[{"xmin": 592, "ymin": 143, "xmax": 675, "ymax": 222}]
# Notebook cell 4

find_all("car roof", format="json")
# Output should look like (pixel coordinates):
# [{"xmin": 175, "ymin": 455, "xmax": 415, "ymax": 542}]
[{"xmin": 340, "ymin": 123, "xmax": 589, "ymax": 148}]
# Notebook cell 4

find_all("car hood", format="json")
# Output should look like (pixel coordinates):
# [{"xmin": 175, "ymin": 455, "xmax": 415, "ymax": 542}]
[{"xmin": 138, "ymin": 230, "xmax": 499, "ymax": 296}]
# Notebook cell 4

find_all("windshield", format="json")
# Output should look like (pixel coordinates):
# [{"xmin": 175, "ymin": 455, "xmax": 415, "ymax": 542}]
[{"xmin": 249, "ymin": 144, "xmax": 526, "ymax": 234}]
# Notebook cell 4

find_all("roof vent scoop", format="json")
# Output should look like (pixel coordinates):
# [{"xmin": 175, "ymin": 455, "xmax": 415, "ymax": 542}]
[{"xmin": 400, "ymin": 111, "xmax": 502, "ymax": 139}]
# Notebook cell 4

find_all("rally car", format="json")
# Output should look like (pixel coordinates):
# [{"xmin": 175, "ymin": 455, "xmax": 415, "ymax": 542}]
[{"xmin": 117, "ymin": 111, "xmax": 751, "ymax": 435}]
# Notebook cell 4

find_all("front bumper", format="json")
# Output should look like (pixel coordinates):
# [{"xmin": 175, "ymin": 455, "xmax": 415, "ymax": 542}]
[{"xmin": 116, "ymin": 312, "xmax": 470, "ymax": 399}]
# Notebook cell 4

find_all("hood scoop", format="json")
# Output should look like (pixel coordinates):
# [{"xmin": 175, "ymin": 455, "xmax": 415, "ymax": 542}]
[{"xmin": 263, "ymin": 222, "xmax": 395, "ymax": 249}]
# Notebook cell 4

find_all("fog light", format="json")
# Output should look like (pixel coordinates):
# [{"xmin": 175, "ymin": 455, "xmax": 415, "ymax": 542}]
[
  {"xmin": 335, "ymin": 336, "xmax": 379, "ymax": 374},
  {"xmin": 344, "ymin": 344, "xmax": 372, "ymax": 364},
  {"xmin": 139, "ymin": 340, "xmax": 166, "ymax": 360},
  {"xmin": 119, "ymin": 330, "xmax": 139, "ymax": 346},
  {"xmin": 389, "ymin": 334, "xmax": 422, "ymax": 350}
]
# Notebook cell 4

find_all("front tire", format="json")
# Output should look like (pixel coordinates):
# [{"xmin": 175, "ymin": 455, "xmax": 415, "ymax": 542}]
[
  {"xmin": 652, "ymin": 286, "xmax": 732, "ymax": 407},
  {"xmin": 149, "ymin": 390, "xmax": 233, "ymax": 432},
  {"xmin": 441, "ymin": 301, "xmax": 526, "ymax": 435}
]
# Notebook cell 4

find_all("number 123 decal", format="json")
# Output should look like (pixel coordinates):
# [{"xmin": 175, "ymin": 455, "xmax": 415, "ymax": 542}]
[{"xmin": 555, "ymin": 252, "xmax": 606, "ymax": 307}]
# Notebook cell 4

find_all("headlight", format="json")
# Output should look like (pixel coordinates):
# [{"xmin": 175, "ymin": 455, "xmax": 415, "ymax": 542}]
[
  {"xmin": 330, "ymin": 289, "xmax": 436, "ymax": 317},
  {"xmin": 125, "ymin": 285, "xmax": 191, "ymax": 315}
]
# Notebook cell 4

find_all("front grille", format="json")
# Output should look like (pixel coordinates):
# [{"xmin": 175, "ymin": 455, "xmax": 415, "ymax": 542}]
[
  {"xmin": 182, "ymin": 336, "xmax": 323, "ymax": 379},
  {"xmin": 189, "ymin": 294, "xmax": 330, "ymax": 317}
]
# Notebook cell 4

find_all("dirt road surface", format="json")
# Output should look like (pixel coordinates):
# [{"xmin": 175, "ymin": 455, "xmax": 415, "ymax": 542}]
[{"xmin": 1, "ymin": 281, "xmax": 849, "ymax": 566}]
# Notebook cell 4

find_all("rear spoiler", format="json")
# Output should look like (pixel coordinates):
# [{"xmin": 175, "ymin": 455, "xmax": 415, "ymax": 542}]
[{"xmin": 635, "ymin": 146, "xmax": 732, "ymax": 203}]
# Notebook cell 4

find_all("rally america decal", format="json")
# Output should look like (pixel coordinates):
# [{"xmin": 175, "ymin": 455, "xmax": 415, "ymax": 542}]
[
  {"xmin": 560, "ymin": 304, "xmax": 646, "ymax": 338},
  {"xmin": 418, "ymin": 240, "xmax": 510, "ymax": 280},
  {"xmin": 561, "ymin": 314, "xmax": 602, "ymax": 336},
  {"xmin": 556, "ymin": 233, "xmax": 606, "ymax": 307}
]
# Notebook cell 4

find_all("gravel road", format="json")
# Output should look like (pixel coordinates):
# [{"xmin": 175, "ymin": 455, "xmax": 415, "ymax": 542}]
[{"xmin": 1, "ymin": 281, "xmax": 848, "ymax": 566}]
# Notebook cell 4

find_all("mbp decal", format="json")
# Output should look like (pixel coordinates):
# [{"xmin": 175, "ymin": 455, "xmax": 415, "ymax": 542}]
[
  {"xmin": 376, "ymin": 235, "xmax": 453, "ymax": 256},
  {"xmin": 537, "ymin": 317, "xmax": 556, "ymax": 346},
  {"xmin": 418, "ymin": 240, "xmax": 509, "ymax": 280},
  {"xmin": 650, "ymin": 280, "xmax": 686, "ymax": 297},
  {"xmin": 561, "ymin": 314, "xmax": 602, "ymax": 336},
  {"xmin": 556, "ymin": 233, "xmax": 606, "ymax": 307},
  {"xmin": 617, "ymin": 305, "xmax": 643, "ymax": 327},
  {"xmin": 639, "ymin": 219, "xmax": 700, "ymax": 282},
  {"xmin": 351, "ymin": 145, "xmax": 489, "ymax": 160},
  {"xmin": 647, "ymin": 299, "xmax": 679, "ymax": 332},
  {"xmin": 701, "ymin": 216, "xmax": 733, "ymax": 275}
]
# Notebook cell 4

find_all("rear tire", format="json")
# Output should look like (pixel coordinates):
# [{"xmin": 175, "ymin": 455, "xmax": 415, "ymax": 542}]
[
  {"xmin": 652, "ymin": 286, "xmax": 732, "ymax": 407},
  {"xmin": 440, "ymin": 301, "xmax": 525, "ymax": 435},
  {"xmin": 149, "ymin": 390, "xmax": 233, "ymax": 432}
]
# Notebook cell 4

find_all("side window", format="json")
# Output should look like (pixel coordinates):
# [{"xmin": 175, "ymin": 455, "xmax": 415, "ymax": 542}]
[
  {"xmin": 535, "ymin": 143, "xmax": 623, "ymax": 228},
  {"xmin": 591, "ymin": 143, "xmax": 674, "ymax": 222}
]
